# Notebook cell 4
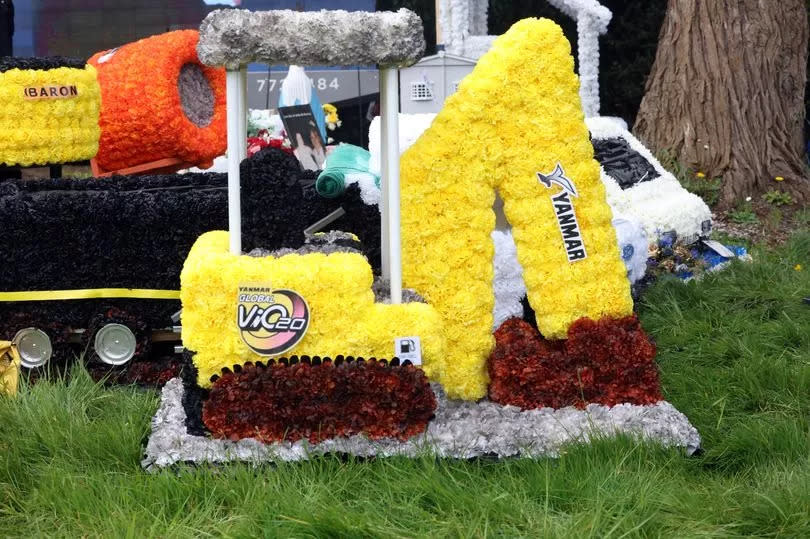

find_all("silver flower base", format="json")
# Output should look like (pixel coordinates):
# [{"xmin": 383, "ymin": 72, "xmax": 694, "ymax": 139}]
[{"xmin": 143, "ymin": 378, "xmax": 701, "ymax": 470}]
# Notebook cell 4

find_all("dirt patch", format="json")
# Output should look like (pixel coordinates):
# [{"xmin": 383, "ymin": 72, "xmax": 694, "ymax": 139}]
[{"xmin": 712, "ymin": 199, "xmax": 808, "ymax": 245}]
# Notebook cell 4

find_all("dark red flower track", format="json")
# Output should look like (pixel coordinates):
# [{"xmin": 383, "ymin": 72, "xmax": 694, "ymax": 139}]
[
  {"xmin": 488, "ymin": 316, "xmax": 662, "ymax": 410},
  {"xmin": 202, "ymin": 359, "xmax": 436, "ymax": 444}
]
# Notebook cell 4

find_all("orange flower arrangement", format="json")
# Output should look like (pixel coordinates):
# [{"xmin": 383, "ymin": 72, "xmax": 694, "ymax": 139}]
[{"xmin": 88, "ymin": 30, "xmax": 226, "ymax": 172}]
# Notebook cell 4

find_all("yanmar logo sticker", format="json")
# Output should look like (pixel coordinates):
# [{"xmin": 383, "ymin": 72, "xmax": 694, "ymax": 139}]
[
  {"xmin": 237, "ymin": 285, "xmax": 309, "ymax": 356},
  {"xmin": 537, "ymin": 164, "xmax": 587, "ymax": 262}
]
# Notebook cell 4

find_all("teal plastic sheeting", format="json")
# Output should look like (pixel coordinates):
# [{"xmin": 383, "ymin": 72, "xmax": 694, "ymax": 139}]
[{"xmin": 316, "ymin": 144, "xmax": 379, "ymax": 198}]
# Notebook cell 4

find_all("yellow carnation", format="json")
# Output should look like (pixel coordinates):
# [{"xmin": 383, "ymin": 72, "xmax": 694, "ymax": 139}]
[
  {"xmin": 181, "ymin": 231, "xmax": 447, "ymax": 387},
  {"xmin": 0, "ymin": 65, "xmax": 100, "ymax": 166}
]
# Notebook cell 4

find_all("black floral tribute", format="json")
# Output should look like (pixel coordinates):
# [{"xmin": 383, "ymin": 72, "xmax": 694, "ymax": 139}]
[{"xmin": 0, "ymin": 57, "xmax": 87, "ymax": 73}]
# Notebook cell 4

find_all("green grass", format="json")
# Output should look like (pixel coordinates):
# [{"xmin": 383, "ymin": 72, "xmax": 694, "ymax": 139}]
[{"xmin": 1, "ymin": 233, "xmax": 809, "ymax": 537}]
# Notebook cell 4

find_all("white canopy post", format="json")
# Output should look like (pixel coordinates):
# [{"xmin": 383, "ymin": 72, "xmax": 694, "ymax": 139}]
[
  {"xmin": 380, "ymin": 67, "xmax": 402, "ymax": 304},
  {"xmin": 238, "ymin": 65, "xmax": 248, "ymax": 159},
  {"xmin": 226, "ymin": 67, "xmax": 243, "ymax": 255},
  {"xmin": 380, "ymin": 73, "xmax": 391, "ymax": 282}
]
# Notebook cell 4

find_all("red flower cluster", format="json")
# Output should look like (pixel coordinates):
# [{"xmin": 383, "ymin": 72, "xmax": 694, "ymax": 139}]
[
  {"xmin": 202, "ymin": 358, "xmax": 436, "ymax": 444},
  {"xmin": 488, "ymin": 316, "xmax": 662, "ymax": 410},
  {"xmin": 247, "ymin": 130, "xmax": 294, "ymax": 157}
]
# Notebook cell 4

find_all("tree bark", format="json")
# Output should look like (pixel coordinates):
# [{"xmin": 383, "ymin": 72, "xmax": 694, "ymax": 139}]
[{"xmin": 633, "ymin": 0, "xmax": 810, "ymax": 209}]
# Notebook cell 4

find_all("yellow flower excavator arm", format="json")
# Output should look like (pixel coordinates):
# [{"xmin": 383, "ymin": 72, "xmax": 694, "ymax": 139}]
[{"xmin": 400, "ymin": 18, "xmax": 634, "ymax": 400}]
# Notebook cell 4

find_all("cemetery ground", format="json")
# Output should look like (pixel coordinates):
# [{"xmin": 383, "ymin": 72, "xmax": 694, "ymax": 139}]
[{"xmin": 0, "ymin": 226, "xmax": 808, "ymax": 537}]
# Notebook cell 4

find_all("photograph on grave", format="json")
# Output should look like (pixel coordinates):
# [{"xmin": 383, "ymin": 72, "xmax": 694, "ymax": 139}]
[{"xmin": 278, "ymin": 104, "xmax": 327, "ymax": 171}]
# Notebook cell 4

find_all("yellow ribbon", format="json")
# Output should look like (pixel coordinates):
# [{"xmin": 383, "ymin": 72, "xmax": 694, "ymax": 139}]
[
  {"xmin": 0, "ymin": 288, "xmax": 181, "ymax": 302},
  {"xmin": 0, "ymin": 341, "xmax": 21, "ymax": 396}
]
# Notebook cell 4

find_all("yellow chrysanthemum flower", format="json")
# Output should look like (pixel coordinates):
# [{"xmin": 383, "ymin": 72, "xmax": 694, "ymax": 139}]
[
  {"xmin": 0, "ymin": 64, "xmax": 100, "ymax": 166},
  {"xmin": 181, "ymin": 231, "xmax": 446, "ymax": 387}
]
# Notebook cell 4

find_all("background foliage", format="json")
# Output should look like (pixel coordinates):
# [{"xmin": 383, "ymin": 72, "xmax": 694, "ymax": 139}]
[
  {"xmin": 488, "ymin": 0, "xmax": 668, "ymax": 124},
  {"xmin": 378, "ymin": 0, "xmax": 668, "ymax": 124},
  {"xmin": 380, "ymin": 0, "xmax": 809, "ymax": 148}
]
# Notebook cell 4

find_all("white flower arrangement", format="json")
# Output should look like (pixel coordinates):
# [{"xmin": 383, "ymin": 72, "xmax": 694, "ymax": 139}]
[
  {"xmin": 368, "ymin": 113, "xmax": 437, "ymax": 176},
  {"xmin": 586, "ymin": 117, "xmax": 712, "ymax": 244},
  {"xmin": 343, "ymin": 172, "xmax": 382, "ymax": 207},
  {"xmin": 546, "ymin": 0, "xmax": 611, "ymax": 26},
  {"xmin": 439, "ymin": 0, "xmax": 492, "ymax": 57},
  {"xmin": 492, "ymin": 229, "xmax": 526, "ymax": 330},
  {"xmin": 547, "ymin": 0, "xmax": 612, "ymax": 116},
  {"xmin": 248, "ymin": 109, "xmax": 285, "ymax": 138},
  {"xmin": 611, "ymin": 213, "xmax": 649, "ymax": 284}
]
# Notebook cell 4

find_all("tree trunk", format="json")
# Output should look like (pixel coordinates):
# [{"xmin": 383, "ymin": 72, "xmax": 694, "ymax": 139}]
[{"xmin": 633, "ymin": 0, "xmax": 810, "ymax": 209}]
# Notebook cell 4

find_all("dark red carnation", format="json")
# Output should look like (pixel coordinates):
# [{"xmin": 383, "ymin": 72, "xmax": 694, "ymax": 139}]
[
  {"xmin": 203, "ymin": 359, "xmax": 436, "ymax": 443},
  {"xmin": 488, "ymin": 316, "xmax": 662, "ymax": 410}
]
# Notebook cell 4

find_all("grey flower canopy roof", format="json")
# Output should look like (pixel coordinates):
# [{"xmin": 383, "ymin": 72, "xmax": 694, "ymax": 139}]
[{"xmin": 197, "ymin": 8, "xmax": 425, "ymax": 69}]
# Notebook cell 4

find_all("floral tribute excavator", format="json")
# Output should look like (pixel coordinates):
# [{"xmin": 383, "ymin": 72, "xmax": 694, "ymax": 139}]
[
  {"xmin": 142, "ymin": 10, "xmax": 693, "ymax": 464},
  {"xmin": 172, "ymin": 7, "xmax": 447, "ymax": 444}
]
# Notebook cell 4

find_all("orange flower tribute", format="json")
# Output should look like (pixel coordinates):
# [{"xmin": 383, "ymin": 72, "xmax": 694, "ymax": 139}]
[{"xmin": 88, "ymin": 30, "xmax": 226, "ymax": 172}]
